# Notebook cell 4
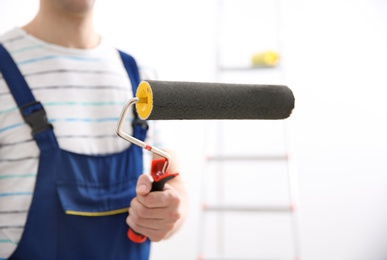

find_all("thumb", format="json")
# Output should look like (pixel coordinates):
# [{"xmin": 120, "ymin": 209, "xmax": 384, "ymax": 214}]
[{"xmin": 136, "ymin": 174, "xmax": 153, "ymax": 196}]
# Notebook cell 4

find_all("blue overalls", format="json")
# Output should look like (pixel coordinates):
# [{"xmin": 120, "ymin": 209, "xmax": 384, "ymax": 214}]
[{"xmin": 0, "ymin": 45, "xmax": 150, "ymax": 260}]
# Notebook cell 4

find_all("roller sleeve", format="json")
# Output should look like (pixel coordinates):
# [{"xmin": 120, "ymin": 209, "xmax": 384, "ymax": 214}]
[{"xmin": 135, "ymin": 80, "xmax": 294, "ymax": 120}]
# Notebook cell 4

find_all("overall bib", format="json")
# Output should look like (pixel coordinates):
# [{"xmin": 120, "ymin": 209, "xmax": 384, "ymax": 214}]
[{"xmin": 0, "ymin": 45, "xmax": 150, "ymax": 260}]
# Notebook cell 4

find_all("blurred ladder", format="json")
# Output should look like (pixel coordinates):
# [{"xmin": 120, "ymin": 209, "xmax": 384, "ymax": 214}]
[
  {"xmin": 196, "ymin": 120, "xmax": 301, "ymax": 260},
  {"xmin": 197, "ymin": 0, "xmax": 301, "ymax": 258}
]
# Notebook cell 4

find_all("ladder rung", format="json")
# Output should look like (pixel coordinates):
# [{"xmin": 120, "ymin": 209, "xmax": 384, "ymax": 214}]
[
  {"xmin": 199, "ymin": 256, "xmax": 296, "ymax": 260},
  {"xmin": 203, "ymin": 204, "xmax": 293, "ymax": 213},
  {"xmin": 206, "ymin": 155, "xmax": 287, "ymax": 161}
]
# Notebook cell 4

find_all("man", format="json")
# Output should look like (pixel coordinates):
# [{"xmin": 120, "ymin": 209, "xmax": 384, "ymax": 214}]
[{"xmin": 0, "ymin": 0, "xmax": 188, "ymax": 259}]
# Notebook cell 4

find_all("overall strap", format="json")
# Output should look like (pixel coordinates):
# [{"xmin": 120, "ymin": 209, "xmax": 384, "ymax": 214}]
[
  {"xmin": 118, "ymin": 50, "xmax": 140, "ymax": 91},
  {"xmin": 0, "ymin": 44, "xmax": 53, "ymax": 136},
  {"xmin": 118, "ymin": 50, "xmax": 148, "ymax": 141}
]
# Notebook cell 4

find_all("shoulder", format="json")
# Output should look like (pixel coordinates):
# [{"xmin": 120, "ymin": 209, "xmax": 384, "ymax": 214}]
[
  {"xmin": 117, "ymin": 49, "xmax": 136, "ymax": 61},
  {"xmin": 0, "ymin": 27, "xmax": 25, "ymax": 45}
]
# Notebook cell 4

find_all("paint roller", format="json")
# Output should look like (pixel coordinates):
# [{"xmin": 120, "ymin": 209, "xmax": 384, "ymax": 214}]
[
  {"xmin": 116, "ymin": 80, "xmax": 295, "ymax": 243},
  {"xmin": 135, "ymin": 80, "xmax": 294, "ymax": 120}
]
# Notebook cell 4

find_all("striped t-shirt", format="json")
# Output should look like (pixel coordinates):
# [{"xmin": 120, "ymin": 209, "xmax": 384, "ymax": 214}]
[{"xmin": 0, "ymin": 27, "xmax": 151, "ymax": 258}]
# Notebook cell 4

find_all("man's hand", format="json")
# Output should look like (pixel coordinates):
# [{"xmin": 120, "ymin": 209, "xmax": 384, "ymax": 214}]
[{"xmin": 127, "ymin": 174, "xmax": 183, "ymax": 242}]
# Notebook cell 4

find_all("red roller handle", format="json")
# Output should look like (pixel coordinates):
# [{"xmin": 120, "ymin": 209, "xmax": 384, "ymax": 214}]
[{"xmin": 128, "ymin": 158, "xmax": 179, "ymax": 243}]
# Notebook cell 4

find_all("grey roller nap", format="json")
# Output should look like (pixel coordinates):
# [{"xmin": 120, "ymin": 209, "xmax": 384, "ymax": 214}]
[{"xmin": 137, "ymin": 80, "xmax": 295, "ymax": 120}]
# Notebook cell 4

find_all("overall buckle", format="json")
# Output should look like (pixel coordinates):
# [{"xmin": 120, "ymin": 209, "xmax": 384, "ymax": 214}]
[{"xmin": 20, "ymin": 101, "xmax": 53, "ymax": 136}]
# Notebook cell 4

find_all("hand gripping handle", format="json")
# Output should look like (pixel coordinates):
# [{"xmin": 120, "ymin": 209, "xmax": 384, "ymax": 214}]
[{"xmin": 128, "ymin": 158, "xmax": 179, "ymax": 243}]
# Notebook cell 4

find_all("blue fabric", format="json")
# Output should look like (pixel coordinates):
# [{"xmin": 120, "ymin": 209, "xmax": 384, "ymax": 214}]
[
  {"xmin": 56, "ymin": 149, "xmax": 138, "ymax": 213},
  {"xmin": 119, "ymin": 50, "xmax": 148, "ymax": 143},
  {"xmin": 0, "ymin": 45, "xmax": 150, "ymax": 260},
  {"xmin": 0, "ymin": 45, "xmax": 35, "ymax": 106},
  {"xmin": 119, "ymin": 50, "xmax": 141, "ymax": 90}
]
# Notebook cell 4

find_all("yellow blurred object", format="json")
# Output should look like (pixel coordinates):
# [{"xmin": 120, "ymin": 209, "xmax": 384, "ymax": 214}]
[
  {"xmin": 135, "ymin": 81, "xmax": 153, "ymax": 120},
  {"xmin": 251, "ymin": 50, "xmax": 279, "ymax": 67}
]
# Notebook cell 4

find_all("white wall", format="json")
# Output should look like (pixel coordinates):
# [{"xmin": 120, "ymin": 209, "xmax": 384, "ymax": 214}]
[
  {"xmin": 282, "ymin": 1, "xmax": 387, "ymax": 259},
  {"xmin": 1, "ymin": 0, "xmax": 387, "ymax": 259}
]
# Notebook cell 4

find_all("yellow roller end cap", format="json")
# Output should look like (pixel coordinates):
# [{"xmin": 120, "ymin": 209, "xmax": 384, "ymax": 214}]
[{"xmin": 135, "ymin": 81, "xmax": 153, "ymax": 120}]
